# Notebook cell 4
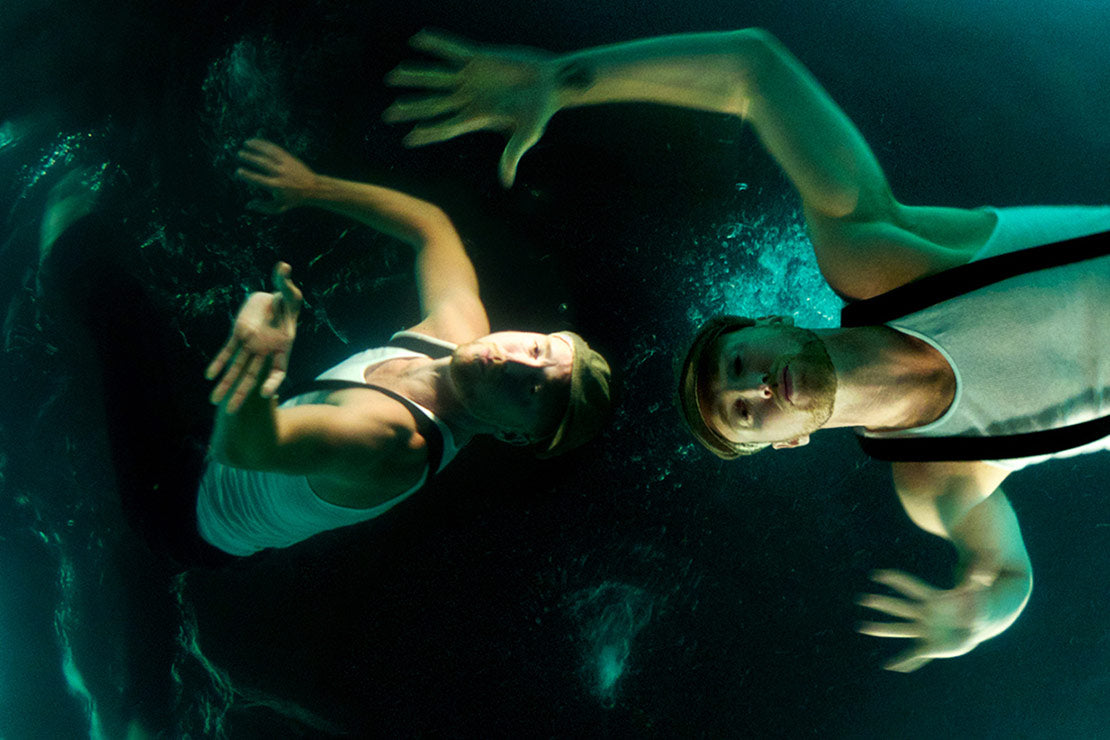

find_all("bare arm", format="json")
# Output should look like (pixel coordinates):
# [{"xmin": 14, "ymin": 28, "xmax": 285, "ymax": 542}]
[
  {"xmin": 205, "ymin": 262, "xmax": 428, "ymax": 501},
  {"xmin": 211, "ymin": 394, "xmax": 428, "ymax": 501},
  {"xmin": 553, "ymin": 30, "xmax": 889, "ymax": 221},
  {"xmin": 236, "ymin": 138, "xmax": 490, "ymax": 344},
  {"xmin": 857, "ymin": 459, "xmax": 1033, "ymax": 671},
  {"xmin": 386, "ymin": 29, "xmax": 997, "ymax": 298}
]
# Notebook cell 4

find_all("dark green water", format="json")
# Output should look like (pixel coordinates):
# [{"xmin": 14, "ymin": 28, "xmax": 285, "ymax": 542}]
[{"xmin": 1, "ymin": 0, "xmax": 1108, "ymax": 736}]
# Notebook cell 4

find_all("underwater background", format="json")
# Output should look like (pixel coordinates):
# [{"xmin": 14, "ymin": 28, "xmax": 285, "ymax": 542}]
[{"xmin": 1, "ymin": 0, "xmax": 1109, "ymax": 736}]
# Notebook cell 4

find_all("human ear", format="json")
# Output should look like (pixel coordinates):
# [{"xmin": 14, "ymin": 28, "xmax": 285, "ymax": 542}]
[{"xmin": 771, "ymin": 435, "xmax": 810, "ymax": 450}]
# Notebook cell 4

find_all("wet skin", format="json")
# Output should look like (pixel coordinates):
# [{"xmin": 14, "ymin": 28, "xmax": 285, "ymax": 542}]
[
  {"xmin": 449, "ymin": 331, "xmax": 574, "ymax": 439},
  {"xmin": 703, "ymin": 323, "xmax": 837, "ymax": 445}
]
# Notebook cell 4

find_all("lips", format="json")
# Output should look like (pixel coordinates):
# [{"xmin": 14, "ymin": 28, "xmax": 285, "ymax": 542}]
[{"xmin": 781, "ymin": 364, "xmax": 794, "ymax": 404}]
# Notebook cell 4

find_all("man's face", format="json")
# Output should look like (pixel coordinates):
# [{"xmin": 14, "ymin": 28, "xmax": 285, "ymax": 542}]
[
  {"xmin": 700, "ymin": 320, "xmax": 837, "ymax": 447},
  {"xmin": 449, "ymin": 331, "xmax": 574, "ymax": 439}
]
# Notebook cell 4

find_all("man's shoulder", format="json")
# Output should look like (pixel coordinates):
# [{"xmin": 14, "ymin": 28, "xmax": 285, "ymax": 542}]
[
  {"xmin": 299, "ymin": 397, "xmax": 436, "ymax": 506},
  {"xmin": 327, "ymin": 389, "xmax": 433, "ymax": 451},
  {"xmin": 809, "ymin": 205, "xmax": 997, "ymax": 300}
]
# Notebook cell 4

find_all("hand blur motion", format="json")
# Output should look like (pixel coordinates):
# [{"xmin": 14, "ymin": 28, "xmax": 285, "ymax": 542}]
[
  {"xmin": 235, "ymin": 139, "xmax": 320, "ymax": 214},
  {"xmin": 856, "ymin": 569, "xmax": 994, "ymax": 672},
  {"xmin": 206, "ymin": 262, "xmax": 303, "ymax": 413},
  {"xmin": 383, "ymin": 29, "xmax": 560, "ymax": 188}
]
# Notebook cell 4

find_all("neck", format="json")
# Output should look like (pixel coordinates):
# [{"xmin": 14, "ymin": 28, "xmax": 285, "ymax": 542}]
[
  {"xmin": 819, "ymin": 326, "xmax": 955, "ymax": 433},
  {"xmin": 389, "ymin": 357, "xmax": 497, "ymax": 441}
]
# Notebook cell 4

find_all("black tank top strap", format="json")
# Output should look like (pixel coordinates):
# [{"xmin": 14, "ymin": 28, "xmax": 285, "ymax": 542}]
[
  {"xmin": 841, "ymin": 229, "xmax": 1110, "ymax": 327},
  {"xmin": 279, "ymin": 379, "xmax": 444, "ymax": 478},
  {"xmin": 857, "ymin": 415, "xmax": 1110, "ymax": 462},
  {"xmin": 840, "ymin": 228, "xmax": 1110, "ymax": 462}
]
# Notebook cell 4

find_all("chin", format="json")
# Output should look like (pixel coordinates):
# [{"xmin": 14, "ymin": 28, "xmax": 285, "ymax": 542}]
[{"xmin": 448, "ymin": 359, "xmax": 480, "ymax": 403}]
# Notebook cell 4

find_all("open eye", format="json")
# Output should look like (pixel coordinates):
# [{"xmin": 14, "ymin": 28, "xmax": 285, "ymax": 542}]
[{"xmin": 531, "ymin": 341, "xmax": 542, "ymax": 358}]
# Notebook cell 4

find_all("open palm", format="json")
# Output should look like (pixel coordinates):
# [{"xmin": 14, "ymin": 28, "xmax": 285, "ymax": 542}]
[
  {"xmin": 856, "ymin": 569, "xmax": 989, "ymax": 672},
  {"xmin": 384, "ymin": 29, "xmax": 560, "ymax": 187},
  {"xmin": 206, "ymin": 262, "xmax": 303, "ymax": 413}
]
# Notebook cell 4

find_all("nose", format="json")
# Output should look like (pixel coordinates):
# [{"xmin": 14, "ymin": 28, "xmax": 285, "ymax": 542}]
[{"xmin": 733, "ymin": 372, "xmax": 774, "ymax": 399}]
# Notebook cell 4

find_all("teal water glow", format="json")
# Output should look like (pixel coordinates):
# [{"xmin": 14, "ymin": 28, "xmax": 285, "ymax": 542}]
[
  {"xmin": 597, "ymin": 644, "xmax": 623, "ymax": 691},
  {"xmin": 201, "ymin": 36, "xmax": 308, "ymax": 169},
  {"xmin": 690, "ymin": 202, "xmax": 841, "ymax": 329},
  {"xmin": 567, "ymin": 582, "xmax": 655, "ymax": 708},
  {"xmin": 55, "ymin": 557, "xmax": 107, "ymax": 740},
  {"xmin": 0, "ymin": 120, "xmax": 16, "ymax": 150},
  {"xmin": 12, "ymin": 126, "xmax": 110, "ymax": 217},
  {"xmin": 170, "ymin": 574, "xmax": 347, "ymax": 737}
]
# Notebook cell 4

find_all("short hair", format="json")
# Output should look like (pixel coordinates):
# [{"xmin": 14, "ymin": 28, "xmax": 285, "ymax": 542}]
[{"xmin": 677, "ymin": 316, "xmax": 771, "ymax": 459}]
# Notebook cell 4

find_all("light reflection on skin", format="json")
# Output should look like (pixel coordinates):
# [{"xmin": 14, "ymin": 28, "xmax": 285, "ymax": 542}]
[{"xmin": 702, "ymin": 320, "xmax": 837, "ymax": 448}]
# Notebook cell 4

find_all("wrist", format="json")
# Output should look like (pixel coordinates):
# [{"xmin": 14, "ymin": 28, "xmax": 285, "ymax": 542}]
[
  {"xmin": 303, "ymin": 172, "xmax": 338, "ymax": 205},
  {"xmin": 550, "ymin": 55, "xmax": 593, "ymax": 110}
]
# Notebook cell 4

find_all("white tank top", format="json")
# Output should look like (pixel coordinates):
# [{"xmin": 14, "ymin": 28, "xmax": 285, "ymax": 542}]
[
  {"xmin": 196, "ymin": 334, "xmax": 461, "ymax": 556},
  {"xmin": 863, "ymin": 205, "xmax": 1110, "ymax": 470}
]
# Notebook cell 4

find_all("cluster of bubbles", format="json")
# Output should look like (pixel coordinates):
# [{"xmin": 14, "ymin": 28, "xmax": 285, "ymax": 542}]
[
  {"xmin": 690, "ymin": 199, "xmax": 842, "ymax": 329},
  {"xmin": 566, "ymin": 582, "xmax": 656, "ymax": 708}
]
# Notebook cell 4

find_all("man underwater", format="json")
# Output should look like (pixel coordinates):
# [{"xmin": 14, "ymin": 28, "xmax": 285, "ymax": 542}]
[
  {"xmin": 383, "ymin": 27, "xmax": 1110, "ymax": 671},
  {"xmin": 197, "ymin": 139, "xmax": 612, "ymax": 557}
]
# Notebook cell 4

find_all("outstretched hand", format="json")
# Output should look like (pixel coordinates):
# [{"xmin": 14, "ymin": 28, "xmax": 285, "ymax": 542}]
[
  {"xmin": 856, "ymin": 569, "xmax": 993, "ymax": 673},
  {"xmin": 235, "ymin": 139, "xmax": 319, "ymax": 214},
  {"xmin": 206, "ymin": 262, "xmax": 303, "ymax": 413},
  {"xmin": 384, "ymin": 29, "xmax": 560, "ymax": 188}
]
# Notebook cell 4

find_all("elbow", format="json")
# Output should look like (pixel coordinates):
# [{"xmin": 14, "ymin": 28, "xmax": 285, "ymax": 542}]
[
  {"xmin": 731, "ymin": 27, "xmax": 780, "ymax": 48},
  {"xmin": 411, "ymin": 203, "xmax": 454, "ymax": 239},
  {"xmin": 732, "ymin": 28, "xmax": 797, "ymax": 67},
  {"xmin": 727, "ymin": 28, "xmax": 787, "ymax": 64},
  {"xmin": 210, "ymin": 439, "xmax": 245, "ymax": 468},
  {"xmin": 721, "ymin": 29, "xmax": 788, "ymax": 114},
  {"xmin": 210, "ymin": 436, "xmax": 269, "ymax": 470}
]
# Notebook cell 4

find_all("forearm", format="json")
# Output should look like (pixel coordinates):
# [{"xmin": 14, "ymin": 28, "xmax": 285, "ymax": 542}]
[
  {"xmin": 551, "ymin": 28, "xmax": 888, "ymax": 217},
  {"xmin": 304, "ymin": 175, "xmax": 481, "ymax": 309},
  {"xmin": 210, "ymin": 387, "xmax": 280, "ymax": 469},
  {"xmin": 303, "ymin": 175, "xmax": 450, "ymax": 248},
  {"xmin": 552, "ymin": 30, "xmax": 765, "ymax": 116},
  {"xmin": 948, "ymin": 487, "xmax": 1033, "ymax": 635}
]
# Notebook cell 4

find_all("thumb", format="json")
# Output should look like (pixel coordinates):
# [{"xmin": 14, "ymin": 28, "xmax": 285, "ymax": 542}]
[
  {"xmin": 271, "ymin": 262, "xmax": 304, "ymax": 317},
  {"xmin": 498, "ymin": 124, "xmax": 545, "ymax": 189}
]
